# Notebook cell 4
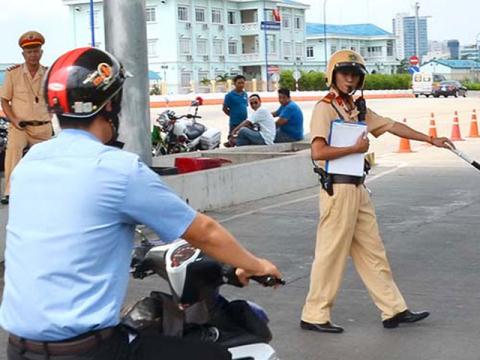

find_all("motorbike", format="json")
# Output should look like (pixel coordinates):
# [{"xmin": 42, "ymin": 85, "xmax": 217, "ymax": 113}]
[
  {"xmin": 122, "ymin": 235, "xmax": 284, "ymax": 360},
  {"xmin": 152, "ymin": 97, "xmax": 221, "ymax": 156}
]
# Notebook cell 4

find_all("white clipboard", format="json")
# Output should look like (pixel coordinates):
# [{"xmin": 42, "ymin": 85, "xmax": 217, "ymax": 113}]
[{"xmin": 325, "ymin": 120, "xmax": 367, "ymax": 177}]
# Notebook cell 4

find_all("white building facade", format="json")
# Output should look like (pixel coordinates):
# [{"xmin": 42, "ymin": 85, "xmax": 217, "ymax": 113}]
[
  {"xmin": 304, "ymin": 24, "xmax": 399, "ymax": 74},
  {"xmin": 63, "ymin": 0, "xmax": 308, "ymax": 93}
]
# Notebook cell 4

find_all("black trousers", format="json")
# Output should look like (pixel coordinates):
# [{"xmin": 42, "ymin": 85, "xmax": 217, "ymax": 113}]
[{"xmin": 7, "ymin": 328, "xmax": 231, "ymax": 360}]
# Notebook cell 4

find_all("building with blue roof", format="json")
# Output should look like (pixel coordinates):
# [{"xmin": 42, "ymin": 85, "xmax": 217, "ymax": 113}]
[
  {"xmin": 304, "ymin": 23, "xmax": 399, "ymax": 74},
  {"xmin": 63, "ymin": 0, "xmax": 309, "ymax": 93},
  {"xmin": 420, "ymin": 59, "xmax": 480, "ymax": 81}
]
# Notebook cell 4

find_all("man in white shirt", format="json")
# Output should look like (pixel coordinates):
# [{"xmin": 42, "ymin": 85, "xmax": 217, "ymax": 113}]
[{"xmin": 231, "ymin": 94, "xmax": 276, "ymax": 146}]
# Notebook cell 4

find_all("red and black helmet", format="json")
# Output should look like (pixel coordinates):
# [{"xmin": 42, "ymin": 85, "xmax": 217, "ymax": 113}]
[{"xmin": 44, "ymin": 47, "xmax": 128, "ymax": 118}]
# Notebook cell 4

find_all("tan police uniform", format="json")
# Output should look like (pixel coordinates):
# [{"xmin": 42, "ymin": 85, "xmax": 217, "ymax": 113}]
[
  {"xmin": 301, "ymin": 89, "xmax": 408, "ymax": 324},
  {"xmin": 0, "ymin": 31, "xmax": 52, "ymax": 196}
]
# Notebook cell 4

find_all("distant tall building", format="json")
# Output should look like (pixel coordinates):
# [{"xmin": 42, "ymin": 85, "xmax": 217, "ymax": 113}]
[
  {"xmin": 392, "ymin": 12, "xmax": 428, "ymax": 60},
  {"xmin": 460, "ymin": 44, "xmax": 479, "ymax": 61},
  {"xmin": 447, "ymin": 40, "xmax": 460, "ymax": 59}
]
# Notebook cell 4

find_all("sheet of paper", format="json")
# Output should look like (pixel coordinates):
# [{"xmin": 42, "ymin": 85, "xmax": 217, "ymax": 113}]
[{"xmin": 326, "ymin": 120, "xmax": 367, "ymax": 177}]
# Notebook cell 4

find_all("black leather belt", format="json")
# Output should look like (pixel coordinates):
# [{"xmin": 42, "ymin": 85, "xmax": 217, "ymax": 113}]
[
  {"xmin": 19, "ymin": 120, "xmax": 51, "ymax": 127},
  {"xmin": 9, "ymin": 327, "xmax": 115, "ymax": 356},
  {"xmin": 331, "ymin": 174, "xmax": 365, "ymax": 185}
]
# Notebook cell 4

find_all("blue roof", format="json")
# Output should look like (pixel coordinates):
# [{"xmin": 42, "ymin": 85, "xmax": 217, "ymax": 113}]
[
  {"xmin": 307, "ymin": 23, "xmax": 391, "ymax": 37},
  {"xmin": 148, "ymin": 70, "xmax": 161, "ymax": 81},
  {"xmin": 430, "ymin": 59, "xmax": 480, "ymax": 69}
]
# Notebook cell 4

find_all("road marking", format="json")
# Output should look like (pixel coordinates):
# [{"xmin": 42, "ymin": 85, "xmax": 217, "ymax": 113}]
[{"xmin": 219, "ymin": 161, "xmax": 407, "ymax": 223}]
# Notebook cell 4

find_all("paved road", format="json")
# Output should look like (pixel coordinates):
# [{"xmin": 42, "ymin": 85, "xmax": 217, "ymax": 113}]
[{"xmin": 0, "ymin": 124, "xmax": 479, "ymax": 358}]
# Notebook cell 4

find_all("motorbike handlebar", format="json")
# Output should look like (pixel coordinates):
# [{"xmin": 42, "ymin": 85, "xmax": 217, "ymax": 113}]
[
  {"xmin": 250, "ymin": 275, "xmax": 286, "ymax": 287},
  {"xmin": 221, "ymin": 265, "xmax": 285, "ymax": 288}
]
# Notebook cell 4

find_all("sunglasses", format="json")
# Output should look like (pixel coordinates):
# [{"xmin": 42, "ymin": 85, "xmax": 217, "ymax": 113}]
[{"xmin": 249, "ymin": 101, "xmax": 259, "ymax": 105}]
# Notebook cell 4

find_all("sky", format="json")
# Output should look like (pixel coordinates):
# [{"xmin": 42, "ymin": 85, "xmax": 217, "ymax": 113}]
[{"xmin": 0, "ymin": 0, "xmax": 478, "ymax": 64}]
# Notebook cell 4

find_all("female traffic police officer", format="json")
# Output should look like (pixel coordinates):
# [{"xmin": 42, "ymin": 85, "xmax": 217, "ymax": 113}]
[{"xmin": 300, "ymin": 50, "xmax": 454, "ymax": 333}]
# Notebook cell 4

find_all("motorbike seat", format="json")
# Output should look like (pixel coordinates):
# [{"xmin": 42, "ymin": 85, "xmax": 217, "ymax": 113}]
[{"xmin": 185, "ymin": 123, "xmax": 206, "ymax": 140}]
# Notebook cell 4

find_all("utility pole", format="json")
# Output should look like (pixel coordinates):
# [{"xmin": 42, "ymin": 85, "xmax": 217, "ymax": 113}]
[
  {"xmin": 89, "ymin": 0, "xmax": 95, "ymax": 46},
  {"xmin": 263, "ymin": 0, "xmax": 270, "ymax": 91},
  {"xmin": 323, "ymin": 0, "xmax": 328, "ymax": 71},
  {"xmin": 415, "ymin": 2, "xmax": 420, "ymax": 62},
  {"xmin": 104, "ymin": 0, "xmax": 152, "ymax": 165}
]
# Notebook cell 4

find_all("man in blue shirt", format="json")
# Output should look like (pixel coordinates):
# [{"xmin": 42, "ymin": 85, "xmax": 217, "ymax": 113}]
[
  {"xmin": 1, "ymin": 48, "xmax": 281, "ymax": 360},
  {"xmin": 272, "ymin": 88, "xmax": 304, "ymax": 143},
  {"xmin": 223, "ymin": 75, "xmax": 248, "ymax": 137}
]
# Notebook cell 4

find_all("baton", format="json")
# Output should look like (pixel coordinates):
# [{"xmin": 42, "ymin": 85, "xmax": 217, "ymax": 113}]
[{"xmin": 446, "ymin": 143, "xmax": 480, "ymax": 171}]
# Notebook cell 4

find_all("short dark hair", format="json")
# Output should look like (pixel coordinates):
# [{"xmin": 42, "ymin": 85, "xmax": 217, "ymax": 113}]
[
  {"xmin": 249, "ymin": 93, "xmax": 261, "ymax": 101},
  {"xmin": 233, "ymin": 74, "xmax": 246, "ymax": 83},
  {"xmin": 278, "ymin": 88, "xmax": 290, "ymax": 98},
  {"xmin": 57, "ymin": 114, "xmax": 96, "ymax": 130}
]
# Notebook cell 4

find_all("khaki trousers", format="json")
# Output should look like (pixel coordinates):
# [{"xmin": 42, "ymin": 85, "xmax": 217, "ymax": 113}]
[
  {"xmin": 301, "ymin": 184, "xmax": 408, "ymax": 323},
  {"xmin": 4, "ymin": 123, "xmax": 52, "ymax": 195}
]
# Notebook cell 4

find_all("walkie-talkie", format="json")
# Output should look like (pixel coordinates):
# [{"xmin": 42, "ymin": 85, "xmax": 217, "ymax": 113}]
[{"xmin": 354, "ymin": 96, "xmax": 367, "ymax": 122}]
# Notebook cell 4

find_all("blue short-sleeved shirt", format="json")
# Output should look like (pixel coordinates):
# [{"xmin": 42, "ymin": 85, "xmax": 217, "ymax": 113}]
[
  {"xmin": 276, "ymin": 101, "xmax": 304, "ymax": 141},
  {"xmin": 223, "ymin": 90, "xmax": 248, "ymax": 127},
  {"xmin": 0, "ymin": 129, "xmax": 196, "ymax": 341}
]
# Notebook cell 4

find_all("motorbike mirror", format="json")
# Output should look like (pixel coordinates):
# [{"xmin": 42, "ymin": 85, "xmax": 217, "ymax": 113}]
[{"xmin": 195, "ymin": 96, "xmax": 204, "ymax": 106}]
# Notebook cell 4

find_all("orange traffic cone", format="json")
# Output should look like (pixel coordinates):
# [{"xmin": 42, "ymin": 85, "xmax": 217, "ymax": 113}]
[
  {"xmin": 450, "ymin": 111, "xmax": 465, "ymax": 141},
  {"xmin": 397, "ymin": 118, "xmax": 413, "ymax": 153},
  {"xmin": 428, "ymin": 112, "xmax": 438, "ymax": 139},
  {"xmin": 468, "ymin": 109, "xmax": 479, "ymax": 138}
]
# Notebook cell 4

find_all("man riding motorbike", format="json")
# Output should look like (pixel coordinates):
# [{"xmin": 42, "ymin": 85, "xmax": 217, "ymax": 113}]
[{"xmin": 0, "ymin": 47, "xmax": 281, "ymax": 360}]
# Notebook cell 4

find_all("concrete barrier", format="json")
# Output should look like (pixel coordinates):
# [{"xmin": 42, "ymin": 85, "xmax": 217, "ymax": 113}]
[{"xmin": 160, "ymin": 146, "xmax": 318, "ymax": 211}]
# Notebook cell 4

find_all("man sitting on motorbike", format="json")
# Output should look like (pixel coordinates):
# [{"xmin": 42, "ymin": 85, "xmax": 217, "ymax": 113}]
[{"xmin": 0, "ymin": 48, "xmax": 281, "ymax": 360}]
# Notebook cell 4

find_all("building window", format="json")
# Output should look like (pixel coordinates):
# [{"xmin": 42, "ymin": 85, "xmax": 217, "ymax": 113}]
[
  {"xmin": 294, "ymin": 16, "xmax": 302, "ymax": 30},
  {"xmin": 330, "ymin": 45, "xmax": 337, "ymax": 55},
  {"xmin": 178, "ymin": 6, "xmax": 189, "ymax": 21},
  {"xmin": 146, "ymin": 7, "xmax": 156, "ymax": 22},
  {"xmin": 267, "ymin": 34, "xmax": 276, "ymax": 54},
  {"xmin": 282, "ymin": 15, "xmax": 290, "ymax": 28},
  {"xmin": 283, "ymin": 41, "xmax": 292, "ymax": 57},
  {"xmin": 228, "ymin": 41, "xmax": 237, "ymax": 55},
  {"xmin": 295, "ymin": 42, "xmax": 303, "ymax": 57},
  {"xmin": 195, "ymin": 8, "xmax": 206, "ymax": 22},
  {"xmin": 179, "ymin": 38, "xmax": 191, "ymax": 55},
  {"xmin": 212, "ymin": 9, "xmax": 222, "ymax": 24},
  {"xmin": 147, "ymin": 39, "xmax": 158, "ymax": 57},
  {"xmin": 198, "ymin": 70, "xmax": 210, "ymax": 83},
  {"xmin": 181, "ymin": 72, "xmax": 192, "ymax": 87},
  {"xmin": 306, "ymin": 46, "xmax": 314, "ymax": 58},
  {"xmin": 227, "ymin": 11, "xmax": 236, "ymax": 24},
  {"xmin": 213, "ymin": 39, "xmax": 224, "ymax": 55},
  {"xmin": 197, "ymin": 38, "xmax": 208, "ymax": 55},
  {"xmin": 367, "ymin": 46, "xmax": 383, "ymax": 56},
  {"xmin": 387, "ymin": 40, "xmax": 394, "ymax": 57}
]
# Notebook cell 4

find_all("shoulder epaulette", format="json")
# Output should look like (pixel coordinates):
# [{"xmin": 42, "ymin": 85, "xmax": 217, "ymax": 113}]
[
  {"xmin": 7, "ymin": 64, "xmax": 21, "ymax": 72},
  {"xmin": 319, "ymin": 92, "xmax": 335, "ymax": 104}
]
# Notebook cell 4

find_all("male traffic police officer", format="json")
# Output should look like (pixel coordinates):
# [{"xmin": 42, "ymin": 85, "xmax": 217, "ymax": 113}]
[
  {"xmin": 0, "ymin": 47, "xmax": 281, "ymax": 360},
  {"xmin": 300, "ymin": 50, "xmax": 454, "ymax": 333},
  {"xmin": 0, "ymin": 31, "xmax": 52, "ymax": 204}
]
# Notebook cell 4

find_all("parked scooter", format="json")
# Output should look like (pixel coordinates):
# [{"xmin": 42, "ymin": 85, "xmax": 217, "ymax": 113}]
[
  {"xmin": 122, "ymin": 236, "xmax": 284, "ymax": 360},
  {"xmin": 152, "ymin": 97, "xmax": 221, "ymax": 156}
]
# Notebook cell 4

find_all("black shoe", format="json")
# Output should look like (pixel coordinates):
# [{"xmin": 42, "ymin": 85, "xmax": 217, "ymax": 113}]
[
  {"xmin": 300, "ymin": 320, "xmax": 344, "ymax": 333},
  {"xmin": 0, "ymin": 196, "xmax": 9, "ymax": 205},
  {"xmin": 383, "ymin": 309, "xmax": 430, "ymax": 329}
]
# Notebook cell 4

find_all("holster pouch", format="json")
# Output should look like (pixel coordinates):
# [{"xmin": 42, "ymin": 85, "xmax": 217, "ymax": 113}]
[{"xmin": 313, "ymin": 166, "xmax": 334, "ymax": 196}]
